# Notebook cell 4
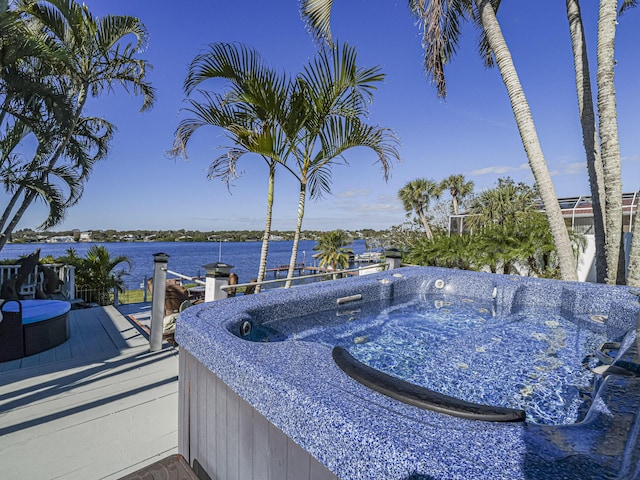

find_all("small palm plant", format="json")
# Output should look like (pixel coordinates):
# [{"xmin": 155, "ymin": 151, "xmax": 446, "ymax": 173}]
[
  {"xmin": 58, "ymin": 246, "xmax": 130, "ymax": 305},
  {"xmin": 313, "ymin": 230, "xmax": 353, "ymax": 275}
]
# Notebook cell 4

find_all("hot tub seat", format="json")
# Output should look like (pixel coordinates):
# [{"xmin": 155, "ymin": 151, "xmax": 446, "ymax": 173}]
[{"xmin": 0, "ymin": 299, "xmax": 71, "ymax": 361}]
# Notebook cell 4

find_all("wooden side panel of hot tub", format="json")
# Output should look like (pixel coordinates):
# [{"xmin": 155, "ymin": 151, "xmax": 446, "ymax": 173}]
[{"xmin": 179, "ymin": 350, "xmax": 338, "ymax": 480}]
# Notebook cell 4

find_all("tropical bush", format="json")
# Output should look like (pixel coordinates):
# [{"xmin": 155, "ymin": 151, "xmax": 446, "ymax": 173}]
[
  {"xmin": 313, "ymin": 230, "xmax": 353, "ymax": 271},
  {"xmin": 54, "ymin": 246, "xmax": 131, "ymax": 305}
]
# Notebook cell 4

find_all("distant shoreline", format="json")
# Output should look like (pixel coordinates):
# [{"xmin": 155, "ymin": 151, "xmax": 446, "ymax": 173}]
[{"xmin": 8, "ymin": 228, "xmax": 385, "ymax": 245}]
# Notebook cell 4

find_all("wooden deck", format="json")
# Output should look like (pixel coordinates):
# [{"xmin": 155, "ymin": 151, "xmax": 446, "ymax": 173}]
[{"xmin": 0, "ymin": 304, "xmax": 179, "ymax": 480}]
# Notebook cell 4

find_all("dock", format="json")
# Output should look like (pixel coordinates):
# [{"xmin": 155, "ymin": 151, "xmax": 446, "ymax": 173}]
[
  {"xmin": 0, "ymin": 304, "xmax": 178, "ymax": 480},
  {"xmin": 265, "ymin": 262, "xmax": 308, "ymax": 277},
  {"xmin": 265, "ymin": 263, "xmax": 341, "ymax": 277}
]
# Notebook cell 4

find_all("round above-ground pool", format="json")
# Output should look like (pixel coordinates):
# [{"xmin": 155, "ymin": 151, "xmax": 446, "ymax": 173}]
[
  {"xmin": 0, "ymin": 299, "xmax": 71, "ymax": 361},
  {"xmin": 177, "ymin": 267, "xmax": 640, "ymax": 480}
]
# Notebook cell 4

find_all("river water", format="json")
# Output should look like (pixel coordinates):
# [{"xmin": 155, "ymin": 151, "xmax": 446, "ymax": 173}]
[{"xmin": 0, "ymin": 239, "xmax": 368, "ymax": 290}]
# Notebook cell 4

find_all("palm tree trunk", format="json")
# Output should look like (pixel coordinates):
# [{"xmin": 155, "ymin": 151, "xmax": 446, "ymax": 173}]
[
  {"xmin": 627, "ymin": 209, "xmax": 640, "ymax": 287},
  {"xmin": 0, "ymin": 189, "xmax": 37, "ymax": 251},
  {"xmin": 285, "ymin": 183, "xmax": 307, "ymax": 288},
  {"xmin": 566, "ymin": 0, "xmax": 607, "ymax": 283},
  {"xmin": 597, "ymin": 0, "xmax": 624, "ymax": 284},
  {"xmin": 418, "ymin": 210, "xmax": 434, "ymax": 240},
  {"xmin": 255, "ymin": 163, "xmax": 276, "ymax": 293},
  {"xmin": 0, "ymin": 187, "xmax": 24, "ymax": 233},
  {"xmin": 452, "ymin": 195, "xmax": 463, "ymax": 234},
  {"xmin": 477, "ymin": 0, "xmax": 577, "ymax": 281}
]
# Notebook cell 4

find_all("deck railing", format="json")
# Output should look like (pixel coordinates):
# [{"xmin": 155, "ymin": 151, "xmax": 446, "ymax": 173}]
[
  {"xmin": 220, "ymin": 263, "xmax": 388, "ymax": 294},
  {"xmin": 0, "ymin": 263, "xmax": 75, "ymax": 300}
]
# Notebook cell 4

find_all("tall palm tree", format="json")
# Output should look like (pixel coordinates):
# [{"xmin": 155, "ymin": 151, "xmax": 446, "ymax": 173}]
[
  {"xmin": 441, "ymin": 174, "xmax": 473, "ymax": 234},
  {"xmin": 398, "ymin": 178, "xmax": 442, "ymax": 239},
  {"xmin": 565, "ymin": 0, "xmax": 606, "ymax": 283},
  {"xmin": 472, "ymin": 0, "xmax": 576, "ymax": 281},
  {"xmin": 171, "ymin": 42, "xmax": 290, "ymax": 292},
  {"xmin": 0, "ymin": 0, "xmax": 154, "ymax": 252},
  {"xmin": 300, "ymin": 0, "xmax": 579, "ymax": 282},
  {"xmin": 441, "ymin": 174, "xmax": 474, "ymax": 215},
  {"xmin": 617, "ymin": 1, "xmax": 639, "ymax": 285},
  {"xmin": 597, "ymin": 0, "xmax": 624, "ymax": 284},
  {"xmin": 313, "ymin": 230, "xmax": 353, "ymax": 272},
  {"xmin": 280, "ymin": 43, "xmax": 399, "ymax": 288}
]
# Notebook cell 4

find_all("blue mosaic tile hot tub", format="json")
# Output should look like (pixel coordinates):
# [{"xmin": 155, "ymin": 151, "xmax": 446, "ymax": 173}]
[{"xmin": 177, "ymin": 267, "xmax": 640, "ymax": 480}]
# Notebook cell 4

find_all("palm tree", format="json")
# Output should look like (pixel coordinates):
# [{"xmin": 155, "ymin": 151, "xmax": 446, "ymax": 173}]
[
  {"xmin": 565, "ymin": 0, "xmax": 606, "ymax": 283},
  {"xmin": 398, "ymin": 178, "xmax": 442, "ymax": 239},
  {"xmin": 171, "ymin": 42, "xmax": 290, "ymax": 292},
  {"xmin": 313, "ymin": 230, "xmax": 353, "ymax": 272},
  {"xmin": 441, "ymin": 174, "xmax": 474, "ymax": 216},
  {"xmin": 441, "ymin": 174, "xmax": 473, "ymax": 234},
  {"xmin": 597, "ymin": 0, "xmax": 625, "ymax": 284},
  {"xmin": 300, "ymin": 0, "xmax": 579, "ymax": 282},
  {"xmin": 1, "ymin": 3, "xmax": 77, "ymax": 240},
  {"xmin": 280, "ymin": 43, "xmax": 399, "ymax": 288},
  {"xmin": 466, "ymin": 177, "xmax": 538, "ymax": 230},
  {"xmin": 472, "ymin": 0, "xmax": 576, "ymax": 281},
  {"xmin": 58, "ymin": 246, "xmax": 130, "ymax": 305},
  {"xmin": 0, "ymin": 0, "xmax": 154, "ymax": 252}
]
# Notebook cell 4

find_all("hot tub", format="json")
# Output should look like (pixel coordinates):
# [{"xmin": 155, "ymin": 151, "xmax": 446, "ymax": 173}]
[
  {"xmin": 177, "ymin": 267, "xmax": 640, "ymax": 480},
  {"xmin": 0, "ymin": 299, "xmax": 71, "ymax": 361}
]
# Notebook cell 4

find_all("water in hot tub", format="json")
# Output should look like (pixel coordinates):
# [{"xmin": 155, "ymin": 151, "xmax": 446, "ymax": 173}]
[{"xmin": 282, "ymin": 294, "xmax": 608, "ymax": 425}]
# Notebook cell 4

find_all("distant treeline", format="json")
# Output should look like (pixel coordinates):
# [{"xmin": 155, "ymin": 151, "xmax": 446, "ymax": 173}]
[{"xmin": 9, "ymin": 228, "xmax": 390, "ymax": 245}]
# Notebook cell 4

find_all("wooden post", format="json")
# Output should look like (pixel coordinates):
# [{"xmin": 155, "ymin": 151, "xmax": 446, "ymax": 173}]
[{"xmin": 150, "ymin": 253, "xmax": 169, "ymax": 351}]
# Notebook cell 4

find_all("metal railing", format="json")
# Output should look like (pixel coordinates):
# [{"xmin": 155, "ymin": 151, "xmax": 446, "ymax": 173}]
[
  {"xmin": 220, "ymin": 263, "xmax": 388, "ymax": 293},
  {"xmin": 164, "ymin": 269, "xmax": 206, "ymax": 286}
]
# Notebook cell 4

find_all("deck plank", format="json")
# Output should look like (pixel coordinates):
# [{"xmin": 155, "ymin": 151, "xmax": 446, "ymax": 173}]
[{"xmin": 0, "ymin": 304, "xmax": 179, "ymax": 480}]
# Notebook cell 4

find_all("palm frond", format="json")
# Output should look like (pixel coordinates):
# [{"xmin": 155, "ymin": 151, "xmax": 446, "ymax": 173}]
[
  {"xmin": 620, "ymin": 0, "xmax": 638, "ymax": 15},
  {"xmin": 299, "ymin": 0, "xmax": 334, "ymax": 45},
  {"xmin": 408, "ymin": 0, "xmax": 473, "ymax": 97}
]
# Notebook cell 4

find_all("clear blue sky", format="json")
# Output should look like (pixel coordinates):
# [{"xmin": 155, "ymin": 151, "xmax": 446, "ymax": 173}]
[{"xmin": 11, "ymin": 1, "xmax": 640, "ymax": 232}]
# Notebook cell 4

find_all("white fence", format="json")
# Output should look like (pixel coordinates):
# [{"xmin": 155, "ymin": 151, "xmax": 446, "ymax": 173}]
[{"xmin": 0, "ymin": 263, "xmax": 75, "ymax": 299}]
